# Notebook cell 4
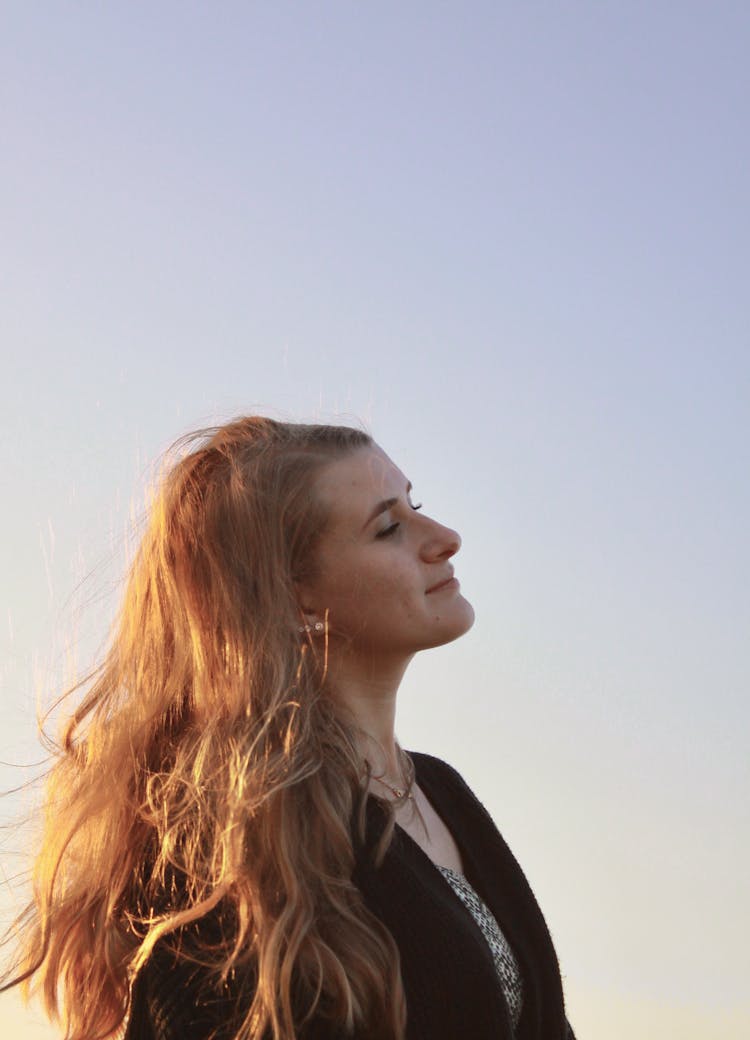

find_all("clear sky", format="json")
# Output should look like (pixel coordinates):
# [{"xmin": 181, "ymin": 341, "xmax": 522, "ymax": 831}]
[{"xmin": 2, "ymin": 3, "xmax": 748, "ymax": 1037}]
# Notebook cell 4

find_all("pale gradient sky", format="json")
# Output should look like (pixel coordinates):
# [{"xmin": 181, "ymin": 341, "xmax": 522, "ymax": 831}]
[{"xmin": 2, "ymin": 3, "xmax": 749, "ymax": 1036}]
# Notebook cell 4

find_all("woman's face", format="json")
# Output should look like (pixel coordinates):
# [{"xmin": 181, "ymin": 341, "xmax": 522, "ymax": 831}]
[{"xmin": 297, "ymin": 444, "xmax": 474, "ymax": 661}]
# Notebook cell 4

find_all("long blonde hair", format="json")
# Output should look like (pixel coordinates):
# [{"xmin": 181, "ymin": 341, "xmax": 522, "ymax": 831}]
[{"xmin": 2, "ymin": 416, "xmax": 408, "ymax": 1039}]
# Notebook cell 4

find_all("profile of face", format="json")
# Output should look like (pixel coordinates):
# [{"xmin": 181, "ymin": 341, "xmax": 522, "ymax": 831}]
[{"xmin": 297, "ymin": 445, "xmax": 475, "ymax": 663}]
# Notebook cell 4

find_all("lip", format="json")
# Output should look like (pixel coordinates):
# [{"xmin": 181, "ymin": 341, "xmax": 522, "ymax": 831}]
[{"xmin": 426, "ymin": 575, "xmax": 459, "ymax": 594}]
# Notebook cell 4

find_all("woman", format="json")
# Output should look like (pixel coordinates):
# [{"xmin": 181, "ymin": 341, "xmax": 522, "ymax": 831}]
[{"xmin": 3, "ymin": 416, "xmax": 574, "ymax": 1039}]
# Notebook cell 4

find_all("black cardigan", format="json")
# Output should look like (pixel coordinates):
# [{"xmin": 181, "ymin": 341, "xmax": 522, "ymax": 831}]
[{"xmin": 125, "ymin": 753, "xmax": 574, "ymax": 1039}]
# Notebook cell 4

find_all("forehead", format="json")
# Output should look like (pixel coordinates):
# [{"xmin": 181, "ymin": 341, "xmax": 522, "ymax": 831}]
[{"xmin": 314, "ymin": 445, "xmax": 406, "ymax": 527}]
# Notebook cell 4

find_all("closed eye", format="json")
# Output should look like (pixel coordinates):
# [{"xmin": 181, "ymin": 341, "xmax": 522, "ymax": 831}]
[
  {"xmin": 375, "ymin": 503, "xmax": 422, "ymax": 539},
  {"xmin": 376, "ymin": 523, "xmax": 400, "ymax": 539}
]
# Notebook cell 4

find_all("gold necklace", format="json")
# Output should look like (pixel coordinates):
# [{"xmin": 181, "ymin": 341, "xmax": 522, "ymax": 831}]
[{"xmin": 372, "ymin": 774, "xmax": 415, "ymax": 801}]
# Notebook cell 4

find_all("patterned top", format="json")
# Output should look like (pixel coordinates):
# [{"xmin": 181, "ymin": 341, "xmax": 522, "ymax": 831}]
[{"xmin": 437, "ymin": 864, "xmax": 524, "ymax": 1032}]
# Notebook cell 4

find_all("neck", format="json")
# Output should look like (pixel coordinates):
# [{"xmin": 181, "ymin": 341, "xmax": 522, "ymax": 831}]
[{"xmin": 325, "ymin": 649, "xmax": 413, "ymax": 778}]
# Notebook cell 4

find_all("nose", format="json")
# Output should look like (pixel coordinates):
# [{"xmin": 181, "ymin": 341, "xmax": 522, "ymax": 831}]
[{"xmin": 420, "ymin": 519, "xmax": 461, "ymax": 562}]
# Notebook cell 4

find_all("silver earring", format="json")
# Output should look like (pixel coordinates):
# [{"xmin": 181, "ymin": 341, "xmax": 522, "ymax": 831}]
[{"xmin": 298, "ymin": 621, "xmax": 325, "ymax": 634}]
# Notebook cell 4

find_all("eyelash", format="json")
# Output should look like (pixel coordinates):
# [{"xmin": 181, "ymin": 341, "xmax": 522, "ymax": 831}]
[{"xmin": 376, "ymin": 503, "xmax": 423, "ymax": 539}]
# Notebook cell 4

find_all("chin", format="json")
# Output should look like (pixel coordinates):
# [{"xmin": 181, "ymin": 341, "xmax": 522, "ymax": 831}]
[
  {"xmin": 454, "ymin": 597, "xmax": 476, "ymax": 637},
  {"xmin": 430, "ymin": 597, "xmax": 475, "ymax": 648}
]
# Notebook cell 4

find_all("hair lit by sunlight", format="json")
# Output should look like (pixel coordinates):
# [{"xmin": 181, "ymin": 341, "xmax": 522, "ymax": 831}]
[{"xmin": 1, "ymin": 416, "xmax": 410, "ymax": 1040}]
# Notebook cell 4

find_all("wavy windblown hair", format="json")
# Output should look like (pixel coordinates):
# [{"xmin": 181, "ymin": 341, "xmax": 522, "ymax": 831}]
[{"xmin": 3, "ymin": 416, "xmax": 411, "ymax": 1039}]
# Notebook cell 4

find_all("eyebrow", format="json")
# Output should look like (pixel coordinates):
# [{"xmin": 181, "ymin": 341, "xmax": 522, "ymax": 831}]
[{"xmin": 362, "ymin": 482, "xmax": 412, "ymax": 531}]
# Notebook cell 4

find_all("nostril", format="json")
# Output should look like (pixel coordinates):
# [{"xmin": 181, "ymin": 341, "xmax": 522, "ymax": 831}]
[
  {"xmin": 422, "ymin": 526, "xmax": 461, "ymax": 562},
  {"xmin": 445, "ymin": 529, "xmax": 461, "ymax": 556}
]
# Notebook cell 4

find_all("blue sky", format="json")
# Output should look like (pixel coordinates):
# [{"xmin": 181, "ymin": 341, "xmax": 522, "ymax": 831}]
[{"xmin": 2, "ymin": 4, "xmax": 748, "ymax": 1036}]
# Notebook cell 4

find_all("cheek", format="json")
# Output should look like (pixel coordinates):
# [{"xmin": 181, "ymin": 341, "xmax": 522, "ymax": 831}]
[
  {"xmin": 317, "ymin": 552, "xmax": 423, "ymax": 626},
  {"xmin": 345, "ymin": 569, "xmax": 417, "ymax": 624},
  {"xmin": 373, "ymin": 569, "xmax": 421, "ymax": 617}
]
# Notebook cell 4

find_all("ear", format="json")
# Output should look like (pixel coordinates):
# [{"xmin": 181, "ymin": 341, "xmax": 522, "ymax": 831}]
[
  {"xmin": 293, "ymin": 578, "xmax": 316, "ymax": 616},
  {"xmin": 293, "ymin": 580, "xmax": 323, "ymax": 634}
]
